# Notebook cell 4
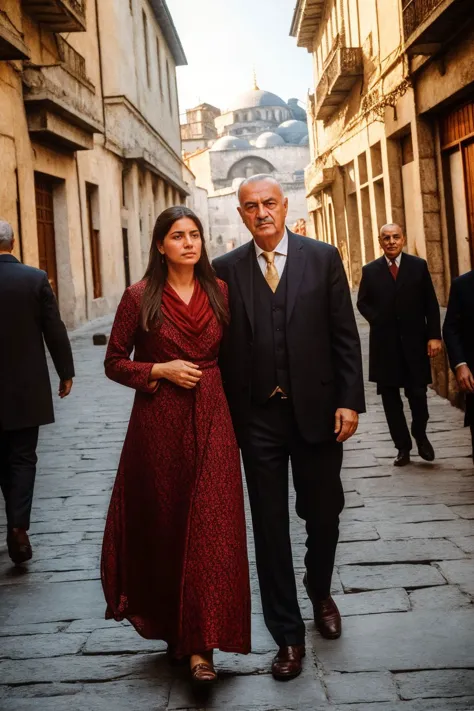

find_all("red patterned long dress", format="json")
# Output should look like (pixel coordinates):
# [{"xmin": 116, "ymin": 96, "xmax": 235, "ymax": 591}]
[{"xmin": 101, "ymin": 278, "xmax": 251, "ymax": 657}]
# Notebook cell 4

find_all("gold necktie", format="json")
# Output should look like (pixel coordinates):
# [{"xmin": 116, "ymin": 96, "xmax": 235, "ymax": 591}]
[{"xmin": 261, "ymin": 251, "xmax": 280, "ymax": 293}]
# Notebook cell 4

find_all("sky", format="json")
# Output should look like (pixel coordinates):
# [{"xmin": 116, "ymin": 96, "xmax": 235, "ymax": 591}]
[{"xmin": 166, "ymin": 0, "xmax": 314, "ymax": 119}]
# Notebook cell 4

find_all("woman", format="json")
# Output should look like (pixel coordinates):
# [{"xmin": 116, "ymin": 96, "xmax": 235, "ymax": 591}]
[{"xmin": 101, "ymin": 206, "xmax": 251, "ymax": 684}]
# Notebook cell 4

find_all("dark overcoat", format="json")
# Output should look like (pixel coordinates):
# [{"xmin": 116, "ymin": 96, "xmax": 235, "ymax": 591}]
[
  {"xmin": 213, "ymin": 231, "xmax": 366, "ymax": 445},
  {"xmin": 0, "ymin": 254, "xmax": 75, "ymax": 431},
  {"xmin": 443, "ymin": 269, "xmax": 474, "ymax": 426},
  {"xmin": 357, "ymin": 253, "xmax": 441, "ymax": 387}
]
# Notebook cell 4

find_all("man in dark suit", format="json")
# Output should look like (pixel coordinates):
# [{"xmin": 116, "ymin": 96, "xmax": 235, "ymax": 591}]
[
  {"xmin": 213, "ymin": 176, "xmax": 365, "ymax": 680},
  {"xmin": 443, "ymin": 269, "xmax": 474, "ymax": 462},
  {"xmin": 357, "ymin": 223, "xmax": 442, "ymax": 467},
  {"xmin": 0, "ymin": 220, "xmax": 75, "ymax": 564}
]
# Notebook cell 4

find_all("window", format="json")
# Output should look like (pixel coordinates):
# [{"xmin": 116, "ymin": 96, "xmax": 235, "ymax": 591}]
[
  {"xmin": 156, "ymin": 37, "xmax": 163, "ymax": 96},
  {"xmin": 86, "ymin": 184, "xmax": 102, "ymax": 299},
  {"xmin": 143, "ymin": 11, "xmax": 150, "ymax": 87},
  {"xmin": 166, "ymin": 59, "xmax": 172, "ymax": 113}
]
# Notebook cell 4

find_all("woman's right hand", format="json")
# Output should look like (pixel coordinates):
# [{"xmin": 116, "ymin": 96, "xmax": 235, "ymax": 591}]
[{"xmin": 153, "ymin": 360, "xmax": 202, "ymax": 389}]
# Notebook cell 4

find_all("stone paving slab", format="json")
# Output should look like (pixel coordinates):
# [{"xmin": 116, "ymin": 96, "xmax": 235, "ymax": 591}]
[
  {"xmin": 314, "ymin": 610, "xmax": 474, "ymax": 672},
  {"xmin": 396, "ymin": 669, "xmax": 474, "ymax": 700},
  {"xmin": 1, "ymin": 310, "xmax": 473, "ymax": 710}
]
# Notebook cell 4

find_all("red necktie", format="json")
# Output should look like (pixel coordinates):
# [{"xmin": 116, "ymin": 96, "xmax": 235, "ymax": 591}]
[{"xmin": 389, "ymin": 260, "xmax": 399, "ymax": 280}]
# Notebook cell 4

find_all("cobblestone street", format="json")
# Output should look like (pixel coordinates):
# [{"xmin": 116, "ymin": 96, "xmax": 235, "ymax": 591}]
[{"xmin": 1, "ymin": 311, "xmax": 473, "ymax": 711}]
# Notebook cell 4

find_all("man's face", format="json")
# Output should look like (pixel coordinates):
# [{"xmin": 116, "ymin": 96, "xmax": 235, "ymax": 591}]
[
  {"xmin": 238, "ymin": 180, "xmax": 288, "ymax": 248},
  {"xmin": 379, "ymin": 225, "xmax": 405, "ymax": 260}
]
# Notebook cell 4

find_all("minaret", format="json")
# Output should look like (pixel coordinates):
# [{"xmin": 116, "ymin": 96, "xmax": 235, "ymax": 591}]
[{"xmin": 252, "ymin": 68, "xmax": 260, "ymax": 91}]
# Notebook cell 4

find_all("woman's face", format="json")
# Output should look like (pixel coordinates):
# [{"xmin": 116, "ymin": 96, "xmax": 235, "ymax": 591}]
[{"xmin": 158, "ymin": 217, "xmax": 202, "ymax": 268}]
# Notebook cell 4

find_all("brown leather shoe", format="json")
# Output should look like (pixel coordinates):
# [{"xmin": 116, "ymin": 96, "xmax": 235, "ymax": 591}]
[
  {"xmin": 7, "ymin": 529, "xmax": 32, "ymax": 565},
  {"xmin": 271, "ymin": 645, "xmax": 305, "ymax": 681},
  {"xmin": 303, "ymin": 573, "xmax": 341, "ymax": 639},
  {"xmin": 313, "ymin": 596, "xmax": 342, "ymax": 639}
]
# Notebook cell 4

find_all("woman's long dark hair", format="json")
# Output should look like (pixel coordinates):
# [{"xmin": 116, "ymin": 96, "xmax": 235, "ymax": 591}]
[{"xmin": 140, "ymin": 206, "xmax": 229, "ymax": 331}]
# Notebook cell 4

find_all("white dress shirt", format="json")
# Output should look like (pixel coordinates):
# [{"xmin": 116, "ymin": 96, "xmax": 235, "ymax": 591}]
[
  {"xmin": 254, "ymin": 229, "xmax": 288, "ymax": 278},
  {"xmin": 385, "ymin": 252, "xmax": 402, "ymax": 268}
]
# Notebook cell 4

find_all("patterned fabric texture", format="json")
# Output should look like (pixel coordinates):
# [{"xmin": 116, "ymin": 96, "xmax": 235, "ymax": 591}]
[{"xmin": 101, "ymin": 279, "xmax": 251, "ymax": 657}]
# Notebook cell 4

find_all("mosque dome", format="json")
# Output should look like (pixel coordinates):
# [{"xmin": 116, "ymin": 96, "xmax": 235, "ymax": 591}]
[
  {"xmin": 287, "ymin": 98, "xmax": 307, "ymax": 122},
  {"xmin": 226, "ymin": 89, "xmax": 288, "ymax": 112},
  {"xmin": 276, "ymin": 119, "xmax": 309, "ymax": 145},
  {"xmin": 255, "ymin": 131, "xmax": 286, "ymax": 148},
  {"xmin": 299, "ymin": 134, "xmax": 310, "ymax": 146},
  {"xmin": 210, "ymin": 135, "xmax": 251, "ymax": 152}
]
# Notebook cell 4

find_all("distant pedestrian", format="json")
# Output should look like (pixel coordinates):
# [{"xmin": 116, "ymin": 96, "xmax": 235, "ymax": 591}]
[
  {"xmin": 443, "ymin": 269, "xmax": 474, "ymax": 462},
  {"xmin": 357, "ymin": 223, "xmax": 442, "ymax": 466},
  {"xmin": 0, "ymin": 220, "xmax": 74, "ymax": 564},
  {"xmin": 101, "ymin": 206, "xmax": 250, "ymax": 686}
]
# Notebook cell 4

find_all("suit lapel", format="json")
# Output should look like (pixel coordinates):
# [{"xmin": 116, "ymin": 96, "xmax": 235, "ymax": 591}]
[
  {"xmin": 376, "ymin": 255, "xmax": 396, "ymax": 289},
  {"xmin": 233, "ymin": 240, "xmax": 255, "ymax": 332},
  {"xmin": 395, "ymin": 252, "xmax": 409, "ymax": 291},
  {"xmin": 286, "ymin": 232, "xmax": 306, "ymax": 324}
]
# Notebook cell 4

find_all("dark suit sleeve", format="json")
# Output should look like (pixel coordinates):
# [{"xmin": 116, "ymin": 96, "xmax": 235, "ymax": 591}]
[
  {"xmin": 40, "ymin": 275, "xmax": 75, "ymax": 380},
  {"xmin": 423, "ymin": 262, "xmax": 441, "ymax": 340},
  {"xmin": 329, "ymin": 249, "xmax": 366, "ymax": 413},
  {"xmin": 443, "ymin": 281, "xmax": 465, "ymax": 371},
  {"xmin": 356, "ymin": 267, "xmax": 376, "ymax": 324}
]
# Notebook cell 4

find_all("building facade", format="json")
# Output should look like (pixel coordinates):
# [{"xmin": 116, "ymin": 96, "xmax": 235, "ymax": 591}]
[
  {"xmin": 182, "ymin": 86, "xmax": 311, "ymax": 258},
  {"xmin": 0, "ymin": 0, "xmax": 187, "ymax": 328},
  {"xmin": 291, "ymin": 0, "xmax": 474, "ymax": 400}
]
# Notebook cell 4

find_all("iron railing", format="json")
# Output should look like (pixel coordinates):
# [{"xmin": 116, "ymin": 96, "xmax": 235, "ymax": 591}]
[
  {"xmin": 315, "ymin": 47, "xmax": 363, "ymax": 111},
  {"xmin": 402, "ymin": 0, "xmax": 444, "ymax": 38},
  {"xmin": 56, "ymin": 35, "xmax": 87, "ymax": 81}
]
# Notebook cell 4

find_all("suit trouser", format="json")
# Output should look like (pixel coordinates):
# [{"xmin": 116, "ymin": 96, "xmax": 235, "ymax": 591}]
[
  {"xmin": 379, "ymin": 386, "xmax": 429, "ymax": 451},
  {"xmin": 0, "ymin": 426, "xmax": 39, "ymax": 529},
  {"xmin": 240, "ymin": 396, "xmax": 344, "ymax": 647},
  {"xmin": 466, "ymin": 394, "xmax": 474, "ymax": 460}
]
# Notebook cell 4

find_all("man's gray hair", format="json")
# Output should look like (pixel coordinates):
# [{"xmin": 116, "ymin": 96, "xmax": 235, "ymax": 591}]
[
  {"xmin": 237, "ymin": 174, "xmax": 285, "ymax": 202},
  {"xmin": 0, "ymin": 220, "xmax": 14, "ymax": 250}
]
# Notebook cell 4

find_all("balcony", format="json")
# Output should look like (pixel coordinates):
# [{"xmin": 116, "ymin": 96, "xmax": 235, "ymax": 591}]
[
  {"xmin": 22, "ymin": 43, "xmax": 103, "ymax": 151},
  {"xmin": 402, "ymin": 0, "xmax": 470, "ymax": 54},
  {"xmin": 22, "ymin": 0, "xmax": 86, "ymax": 33},
  {"xmin": 305, "ymin": 162, "xmax": 336, "ymax": 197},
  {"xmin": 0, "ymin": 19, "xmax": 30, "ymax": 60},
  {"xmin": 315, "ymin": 47, "xmax": 363, "ymax": 121}
]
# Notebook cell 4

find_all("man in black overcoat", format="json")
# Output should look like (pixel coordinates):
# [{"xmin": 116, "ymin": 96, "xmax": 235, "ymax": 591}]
[
  {"xmin": 0, "ymin": 220, "xmax": 75, "ymax": 564},
  {"xmin": 443, "ymin": 269, "xmax": 474, "ymax": 462},
  {"xmin": 357, "ymin": 223, "xmax": 442, "ymax": 467},
  {"xmin": 213, "ymin": 176, "xmax": 365, "ymax": 680}
]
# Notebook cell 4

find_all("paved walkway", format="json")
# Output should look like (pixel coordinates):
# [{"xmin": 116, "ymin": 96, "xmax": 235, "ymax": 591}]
[{"xmin": 1, "ymin": 311, "xmax": 473, "ymax": 711}]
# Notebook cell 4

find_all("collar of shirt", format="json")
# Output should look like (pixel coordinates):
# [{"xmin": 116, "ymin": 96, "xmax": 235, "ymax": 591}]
[
  {"xmin": 254, "ymin": 228, "xmax": 289, "ymax": 261},
  {"xmin": 385, "ymin": 252, "xmax": 402, "ymax": 267}
]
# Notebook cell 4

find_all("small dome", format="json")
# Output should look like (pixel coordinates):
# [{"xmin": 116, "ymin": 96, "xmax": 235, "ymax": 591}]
[
  {"xmin": 255, "ymin": 131, "xmax": 286, "ymax": 148},
  {"xmin": 210, "ymin": 136, "xmax": 250, "ymax": 152},
  {"xmin": 226, "ymin": 89, "xmax": 288, "ymax": 112},
  {"xmin": 299, "ymin": 134, "xmax": 309, "ymax": 146},
  {"xmin": 276, "ymin": 119, "xmax": 308, "ymax": 144},
  {"xmin": 287, "ymin": 98, "xmax": 307, "ymax": 122}
]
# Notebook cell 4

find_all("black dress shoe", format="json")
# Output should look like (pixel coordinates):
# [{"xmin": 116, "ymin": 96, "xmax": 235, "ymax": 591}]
[
  {"xmin": 394, "ymin": 450, "xmax": 410, "ymax": 467},
  {"xmin": 417, "ymin": 437, "xmax": 435, "ymax": 462},
  {"xmin": 7, "ymin": 529, "xmax": 32, "ymax": 565},
  {"xmin": 271, "ymin": 645, "xmax": 305, "ymax": 681}
]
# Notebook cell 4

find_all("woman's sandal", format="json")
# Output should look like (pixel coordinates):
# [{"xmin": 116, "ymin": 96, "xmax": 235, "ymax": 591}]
[{"xmin": 191, "ymin": 661, "xmax": 217, "ymax": 685}]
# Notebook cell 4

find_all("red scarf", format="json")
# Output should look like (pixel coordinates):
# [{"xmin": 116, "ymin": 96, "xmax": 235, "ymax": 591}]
[{"xmin": 162, "ymin": 279, "xmax": 214, "ymax": 340}]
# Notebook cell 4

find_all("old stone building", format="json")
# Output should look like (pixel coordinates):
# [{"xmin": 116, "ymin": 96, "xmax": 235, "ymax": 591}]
[
  {"xmin": 0, "ymin": 0, "xmax": 188, "ymax": 328},
  {"xmin": 291, "ymin": 0, "xmax": 474, "ymax": 399},
  {"xmin": 181, "ymin": 84, "xmax": 310, "ymax": 257}
]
